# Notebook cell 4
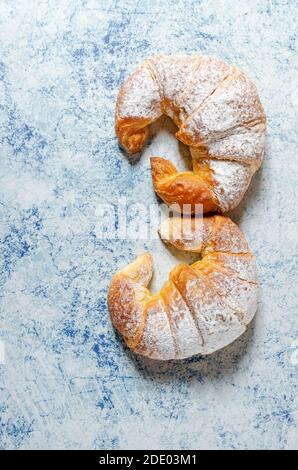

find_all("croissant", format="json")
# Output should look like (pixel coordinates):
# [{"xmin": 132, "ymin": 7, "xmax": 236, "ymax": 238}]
[
  {"xmin": 116, "ymin": 54, "xmax": 266, "ymax": 213},
  {"xmin": 108, "ymin": 215, "xmax": 259, "ymax": 360}
]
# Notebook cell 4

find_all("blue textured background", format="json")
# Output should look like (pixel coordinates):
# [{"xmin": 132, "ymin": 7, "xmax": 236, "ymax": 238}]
[{"xmin": 0, "ymin": 0, "xmax": 297, "ymax": 450}]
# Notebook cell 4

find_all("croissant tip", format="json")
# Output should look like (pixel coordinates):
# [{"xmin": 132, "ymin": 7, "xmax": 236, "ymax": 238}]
[
  {"xmin": 138, "ymin": 252, "xmax": 153, "ymax": 263},
  {"xmin": 137, "ymin": 252, "xmax": 154, "ymax": 271},
  {"xmin": 150, "ymin": 156, "xmax": 166, "ymax": 164}
]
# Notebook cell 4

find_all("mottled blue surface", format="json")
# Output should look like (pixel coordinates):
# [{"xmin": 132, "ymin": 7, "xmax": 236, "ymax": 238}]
[{"xmin": 0, "ymin": 0, "xmax": 297, "ymax": 450}]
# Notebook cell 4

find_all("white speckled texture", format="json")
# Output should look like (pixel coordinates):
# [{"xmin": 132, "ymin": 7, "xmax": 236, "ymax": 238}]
[{"xmin": 0, "ymin": 0, "xmax": 297, "ymax": 450}]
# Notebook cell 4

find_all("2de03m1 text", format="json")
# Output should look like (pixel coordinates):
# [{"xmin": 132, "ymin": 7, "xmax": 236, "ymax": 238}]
[{"xmin": 143, "ymin": 454, "xmax": 196, "ymax": 465}]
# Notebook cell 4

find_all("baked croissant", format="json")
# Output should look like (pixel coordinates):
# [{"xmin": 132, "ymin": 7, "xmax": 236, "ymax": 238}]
[
  {"xmin": 108, "ymin": 215, "xmax": 259, "ymax": 360},
  {"xmin": 116, "ymin": 54, "xmax": 266, "ymax": 213}
]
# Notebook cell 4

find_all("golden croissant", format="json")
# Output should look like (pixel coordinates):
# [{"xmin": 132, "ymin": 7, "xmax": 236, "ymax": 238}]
[
  {"xmin": 116, "ymin": 54, "xmax": 266, "ymax": 213},
  {"xmin": 108, "ymin": 215, "xmax": 259, "ymax": 360}
]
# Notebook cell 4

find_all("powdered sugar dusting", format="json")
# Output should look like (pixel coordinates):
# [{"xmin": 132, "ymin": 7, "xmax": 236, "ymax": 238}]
[
  {"xmin": 173, "ymin": 265, "xmax": 246, "ymax": 355},
  {"xmin": 183, "ymin": 69, "xmax": 265, "ymax": 143},
  {"xmin": 134, "ymin": 298, "xmax": 176, "ymax": 360},
  {"xmin": 203, "ymin": 253, "xmax": 258, "ymax": 283},
  {"xmin": 117, "ymin": 62, "xmax": 162, "ymax": 120},
  {"xmin": 196, "ymin": 263, "xmax": 258, "ymax": 324},
  {"xmin": 208, "ymin": 159, "xmax": 254, "ymax": 212},
  {"xmin": 191, "ymin": 122, "xmax": 266, "ymax": 167},
  {"xmin": 161, "ymin": 281, "xmax": 203, "ymax": 359},
  {"xmin": 177, "ymin": 56, "xmax": 233, "ymax": 119}
]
